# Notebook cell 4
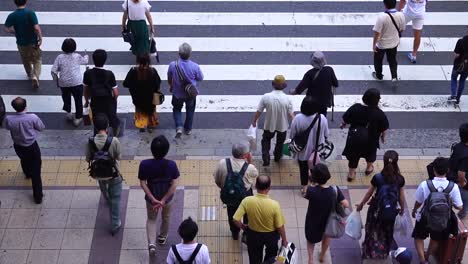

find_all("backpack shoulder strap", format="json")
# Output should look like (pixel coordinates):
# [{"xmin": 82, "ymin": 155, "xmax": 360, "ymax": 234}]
[
  {"xmin": 444, "ymin": 181, "xmax": 455, "ymax": 194},
  {"xmin": 171, "ymin": 245, "xmax": 185, "ymax": 263},
  {"xmin": 225, "ymin": 158, "xmax": 233, "ymax": 174},
  {"xmin": 102, "ymin": 136, "xmax": 113, "ymax": 152},
  {"xmin": 426, "ymin": 180, "xmax": 437, "ymax": 193},
  {"xmin": 88, "ymin": 137, "xmax": 98, "ymax": 152},
  {"xmin": 188, "ymin": 243, "xmax": 203, "ymax": 263},
  {"xmin": 238, "ymin": 162, "xmax": 249, "ymax": 177}
]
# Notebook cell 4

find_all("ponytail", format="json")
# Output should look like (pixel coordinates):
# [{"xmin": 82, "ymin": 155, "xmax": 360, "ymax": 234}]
[{"xmin": 382, "ymin": 150, "xmax": 401, "ymax": 184}]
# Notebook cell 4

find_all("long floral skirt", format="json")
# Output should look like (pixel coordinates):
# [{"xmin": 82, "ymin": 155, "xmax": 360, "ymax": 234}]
[{"xmin": 134, "ymin": 109, "xmax": 158, "ymax": 129}]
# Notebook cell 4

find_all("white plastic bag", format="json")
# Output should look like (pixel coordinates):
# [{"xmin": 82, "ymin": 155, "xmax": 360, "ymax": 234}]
[
  {"xmin": 277, "ymin": 242, "xmax": 298, "ymax": 264},
  {"xmin": 345, "ymin": 211, "xmax": 363, "ymax": 240},
  {"xmin": 246, "ymin": 125, "xmax": 257, "ymax": 151},
  {"xmin": 394, "ymin": 214, "xmax": 409, "ymax": 237}
]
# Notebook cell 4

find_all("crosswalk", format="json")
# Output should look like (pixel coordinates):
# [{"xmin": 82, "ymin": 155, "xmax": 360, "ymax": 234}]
[{"xmin": 0, "ymin": 0, "xmax": 467, "ymax": 130}]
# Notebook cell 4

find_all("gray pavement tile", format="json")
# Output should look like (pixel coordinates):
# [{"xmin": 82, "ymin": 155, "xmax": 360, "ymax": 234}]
[
  {"xmin": 42, "ymin": 190, "xmax": 73, "ymax": 209},
  {"xmin": 282, "ymin": 208, "xmax": 298, "ymax": 228},
  {"xmin": 119, "ymin": 249, "xmax": 149, "ymax": 264},
  {"xmin": 70, "ymin": 190, "xmax": 100, "ymax": 209},
  {"xmin": 121, "ymin": 228, "xmax": 147, "ymax": 250},
  {"xmin": 0, "ymin": 191, "xmax": 17, "ymax": 209},
  {"xmin": 0, "ymin": 208, "xmax": 12, "ymax": 228},
  {"xmin": 0, "ymin": 228, "xmax": 5, "ymax": 244},
  {"xmin": 296, "ymin": 207, "xmax": 306, "ymax": 228},
  {"xmin": 422, "ymin": 148, "xmax": 451, "ymax": 156},
  {"xmin": 31, "ymin": 229, "xmax": 64, "ymax": 250},
  {"xmin": 13, "ymin": 191, "xmax": 42, "ymax": 209},
  {"xmin": 294, "ymin": 192, "xmax": 308, "ymax": 208},
  {"xmin": 37, "ymin": 209, "xmax": 69, "ymax": 229},
  {"xmin": 61, "ymin": 229, "xmax": 94, "ymax": 250},
  {"xmin": 7, "ymin": 209, "xmax": 40, "ymax": 228},
  {"xmin": 66, "ymin": 209, "xmax": 97, "ymax": 228},
  {"xmin": 182, "ymin": 208, "xmax": 198, "ymax": 223},
  {"xmin": 0, "ymin": 229, "xmax": 35, "ymax": 249},
  {"xmin": 183, "ymin": 189, "xmax": 199, "ymax": 209},
  {"xmin": 0, "ymin": 249, "xmax": 29, "ymax": 264},
  {"xmin": 57, "ymin": 250, "xmax": 90, "ymax": 264},
  {"xmin": 127, "ymin": 190, "xmax": 146, "ymax": 209},
  {"xmin": 26, "ymin": 250, "xmax": 59, "ymax": 264},
  {"xmin": 124, "ymin": 208, "xmax": 147, "ymax": 228},
  {"xmin": 268, "ymin": 189, "xmax": 296, "ymax": 208}
]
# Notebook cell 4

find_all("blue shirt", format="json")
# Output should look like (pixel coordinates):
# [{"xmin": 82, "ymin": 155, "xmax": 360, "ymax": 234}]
[
  {"xmin": 167, "ymin": 59, "xmax": 204, "ymax": 99},
  {"xmin": 138, "ymin": 158, "xmax": 180, "ymax": 203},
  {"xmin": 5, "ymin": 112, "xmax": 45, "ymax": 147},
  {"xmin": 4, "ymin": 8, "xmax": 39, "ymax": 46}
]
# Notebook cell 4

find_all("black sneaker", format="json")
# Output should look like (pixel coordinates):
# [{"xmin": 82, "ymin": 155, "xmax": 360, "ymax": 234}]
[
  {"xmin": 231, "ymin": 232, "xmax": 239, "ymax": 240},
  {"xmin": 157, "ymin": 235, "xmax": 168, "ymax": 245}
]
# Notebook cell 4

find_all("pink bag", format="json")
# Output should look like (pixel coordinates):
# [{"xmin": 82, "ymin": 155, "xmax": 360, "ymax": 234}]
[{"xmin": 308, "ymin": 151, "xmax": 321, "ymax": 169}]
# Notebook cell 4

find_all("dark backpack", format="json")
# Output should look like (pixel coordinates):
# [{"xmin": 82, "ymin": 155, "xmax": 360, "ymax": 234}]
[
  {"xmin": 422, "ymin": 180, "xmax": 454, "ymax": 232},
  {"xmin": 374, "ymin": 173, "xmax": 399, "ymax": 223},
  {"xmin": 88, "ymin": 136, "xmax": 117, "ymax": 180},
  {"xmin": 172, "ymin": 243, "xmax": 202, "ymax": 264},
  {"xmin": 220, "ymin": 159, "xmax": 248, "ymax": 206}
]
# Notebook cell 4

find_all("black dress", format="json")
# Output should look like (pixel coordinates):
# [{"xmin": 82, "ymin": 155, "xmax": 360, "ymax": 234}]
[
  {"xmin": 304, "ymin": 185, "xmax": 345, "ymax": 243},
  {"xmin": 123, "ymin": 67, "xmax": 161, "ymax": 115},
  {"xmin": 342, "ymin": 103, "xmax": 389, "ymax": 159}
]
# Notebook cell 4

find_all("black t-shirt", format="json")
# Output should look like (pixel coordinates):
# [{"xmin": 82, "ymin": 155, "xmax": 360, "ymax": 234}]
[
  {"xmin": 83, "ymin": 68, "xmax": 117, "ymax": 98},
  {"xmin": 295, "ymin": 66, "xmax": 339, "ymax": 107},
  {"xmin": 454, "ymin": 36, "xmax": 468, "ymax": 67},
  {"xmin": 123, "ymin": 67, "xmax": 161, "ymax": 113},
  {"xmin": 449, "ymin": 142, "xmax": 468, "ymax": 187}
]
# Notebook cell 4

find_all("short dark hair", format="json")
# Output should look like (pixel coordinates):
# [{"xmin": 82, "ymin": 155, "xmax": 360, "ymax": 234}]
[
  {"xmin": 178, "ymin": 217, "xmax": 198, "ymax": 243},
  {"xmin": 459, "ymin": 123, "xmax": 468, "ymax": 143},
  {"xmin": 362, "ymin": 88, "xmax": 381, "ymax": 107},
  {"xmin": 11, "ymin": 97, "xmax": 26, "ymax": 112},
  {"xmin": 14, "ymin": 0, "xmax": 27, "ymax": 6},
  {"xmin": 310, "ymin": 163, "xmax": 331, "ymax": 185},
  {"xmin": 383, "ymin": 0, "xmax": 397, "ymax": 9},
  {"xmin": 151, "ymin": 135, "xmax": 170, "ymax": 159},
  {"xmin": 300, "ymin": 96, "xmax": 321, "ymax": 116},
  {"xmin": 92, "ymin": 49, "xmax": 107, "ymax": 67},
  {"xmin": 255, "ymin": 175, "xmax": 271, "ymax": 191},
  {"xmin": 61, "ymin": 38, "xmax": 77, "ymax": 54},
  {"xmin": 433, "ymin": 157, "xmax": 449, "ymax": 176},
  {"xmin": 93, "ymin": 114, "xmax": 109, "ymax": 131}
]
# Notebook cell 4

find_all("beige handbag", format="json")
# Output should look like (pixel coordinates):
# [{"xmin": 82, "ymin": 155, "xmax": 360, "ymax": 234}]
[{"xmin": 152, "ymin": 93, "xmax": 165, "ymax": 105}]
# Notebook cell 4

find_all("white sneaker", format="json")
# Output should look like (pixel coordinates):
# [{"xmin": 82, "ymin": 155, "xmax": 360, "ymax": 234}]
[
  {"xmin": 73, "ymin": 118, "xmax": 82, "ymax": 127},
  {"xmin": 66, "ymin": 113, "xmax": 74, "ymax": 121},
  {"xmin": 175, "ymin": 128, "xmax": 183, "ymax": 138}
]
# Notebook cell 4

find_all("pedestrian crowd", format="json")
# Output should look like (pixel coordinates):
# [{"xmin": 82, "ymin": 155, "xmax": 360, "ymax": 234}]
[{"xmin": 2, "ymin": 0, "xmax": 468, "ymax": 263}]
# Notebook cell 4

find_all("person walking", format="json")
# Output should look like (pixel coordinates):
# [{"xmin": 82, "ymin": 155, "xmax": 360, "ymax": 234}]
[
  {"xmin": 121, "ymin": 0, "xmax": 154, "ymax": 56},
  {"xmin": 138, "ymin": 135, "xmax": 179, "ymax": 254},
  {"xmin": 167, "ymin": 43, "xmax": 204, "ymax": 138},
  {"xmin": 449, "ymin": 123, "xmax": 468, "ymax": 219},
  {"xmin": 233, "ymin": 175, "xmax": 288, "ymax": 264},
  {"xmin": 251, "ymin": 75, "xmax": 294, "ymax": 166},
  {"xmin": 4, "ymin": 0, "xmax": 43, "ymax": 88},
  {"xmin": 4, "ymin": 97, "xmax": 44, "ymax": 204},
  {"xmin": 290, "ymin": 51, "xmax": 338, "ymax": 116},
  {"xmin": 213, "ymin": 142, "xmax": 259, "ymax": 241},
  {"xmin": 372, "ymin": 0, "xmax": 405, "ymax": 83},
  {"xmin": 341, "ymin": 88, "xmax": 389, "ymax": 182},
  {"xmin": 304, "ymin": 164, "xmax": 349, "ymax": 264},
  {"xmin": 398, "ymin": 0, "xmax": 427, "ymax": 63},
  {"xmin": 51, "ymin": 38, "xmax": 88, "ymax": 127},
  {"xmin": 448, "ymin": 35, "xmax": 468, "ymax": 105},
  {"xmin": 290, "ymin": 96, "xmax": 329, "ymax": 195},
  {"xmin": 166, "ymin": 217, "xmax": 211, "ymax": 264},
  {"xmin": 85, "ymin": 114, "xmax": 123, "ymax": 235},
  {"xmin": 411, "ymin": 157, "xmax": 463, "ymax": 264},
  {"xmin": 83, "ymin": 49, "xmax": 121, "ymax": 137},
  {"xmin": 356, "ymin": 150, "xmax": 406, "ymax": 260},
  {"xmin": 123, "ymin": 54, "xmax": 161, "ymax": 132}
]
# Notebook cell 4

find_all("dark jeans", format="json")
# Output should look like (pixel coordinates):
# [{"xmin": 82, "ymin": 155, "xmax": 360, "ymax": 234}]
[
  {"xmin": 451, "ymin": 67, "xmax": 468, "ymax": 102},
  {"xmin": 91, "ymin": 97, "xmax": 120, "ymax": 129},
  {"xmin": 246, "ymin": 229, "xmax": 280, "ymax": 264},
  {"xmin": 171, "ymin": 96, "xmax": 196, "ymax": 130},
  {"xmin": 298, "ymin": 160, "xmax": 309, "ymax": 186},
  {"xmin": 374, "ymin": 46, "xmax": 398, "ymax": 79},
  {"xmin": 227, "ymin": 189, "xmax": 253, "ymax": 235},
  {"xmin": 261, "ymin": 130, "xmax": 287, "ymax": 163},
  {"xmin": 13, "ymin": 141, "xmax": 43, "ymax": 201},
  {"xmin": 60, "ymin": 85, "xmax": 83, "ymax": 119}
]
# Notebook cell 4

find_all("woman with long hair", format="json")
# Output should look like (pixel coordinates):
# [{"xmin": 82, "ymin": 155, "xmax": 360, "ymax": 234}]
[
  {"xmin": 123, "ymin": 54, "xmax": 161, "ymax": 132},
  {"xmin": 356, "ymin": 150, "xmax": 407, "ymax": 259}
]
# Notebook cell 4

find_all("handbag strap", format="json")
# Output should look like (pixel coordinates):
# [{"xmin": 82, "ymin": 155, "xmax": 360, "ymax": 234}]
[
  {"xmin": 175, "ymin": 60, "xmax": 188, "ymax": 83},
  {"xmin": 126, "ymin": 0, "xmax": 131, "ymax": 20},
  {"xmin": 385, "ymin": 12, "xmax": 401, "ymax": 38}
]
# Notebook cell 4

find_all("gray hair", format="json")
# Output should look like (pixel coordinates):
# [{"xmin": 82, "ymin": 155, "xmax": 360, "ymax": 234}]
[
  {"xmin": 178, "ymin": 43, "xmax": 192, "ymax": 60},
  {"xmin": 310, "ymin": 50, "xmax": 327, "ymax": 69},
  {"xmin": 232, "ymin": 142, "xmax": 249, "ymax": 158}
]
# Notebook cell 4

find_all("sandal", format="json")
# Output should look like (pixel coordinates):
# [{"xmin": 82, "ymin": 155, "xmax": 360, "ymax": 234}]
[
  {"xmin": 365, "ymin": 166, "xmax": 374, "ymax": 176},
  {"xmin": 347, "ymin": 172, "xmax": 356, "ymax": 182},
  {"xmin": 157, "ymin": 235, "xmax": 168, "ymax": 245}
]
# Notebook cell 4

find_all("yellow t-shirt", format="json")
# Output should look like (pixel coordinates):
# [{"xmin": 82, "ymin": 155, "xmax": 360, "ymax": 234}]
[{"xmin": 233, "ymin": 193, "xmax": 285, "ymax": 232}]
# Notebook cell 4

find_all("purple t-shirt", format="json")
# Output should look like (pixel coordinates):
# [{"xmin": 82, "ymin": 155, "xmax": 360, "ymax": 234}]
[
  {"xmin": 167, "ymin": 59, "xmax": 204, "ymax": 99},
  {"xmin": 138, "ymin": 158, "xmax": 180, "ymax": 203}
]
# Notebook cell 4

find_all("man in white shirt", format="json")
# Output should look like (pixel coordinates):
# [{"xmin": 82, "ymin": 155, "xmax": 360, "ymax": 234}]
[
  {"xmin": 411, "ymin": 157, "xmax": 463, "ymax": 264},
  {"xmin": 398, "ymin": 0, "xmax": 427, "ymax": 63},
  {"xmin": 252, "ymin": 75, "xmax": 294, "ymax": 166},
  {"xmin": 166, "ymin": 217, "xmax": 210, "ymax": 264},
  {"xmin": 372, "ymin": 0, "xmax": 405, "ymax": 83}
]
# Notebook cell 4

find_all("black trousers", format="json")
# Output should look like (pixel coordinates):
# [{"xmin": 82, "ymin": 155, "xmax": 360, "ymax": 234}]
[
  {"xmin": 261, "ymin": 130, "xmax": 287, "ymax": 163},
  {"xmin": 373, "ymin": 46, "xmax": 398, "ymax": 79},
  {"xmin": 246, "ymin": 229, "xmax": 280, "ymax": 264},
  {"xmin": 227, "ymin": 189, "xmax": 253, "ymax": 234},
  {"xmin": 298, "ymin": 159, "xmax": 309, "ymax": 186},
  {"xmin": 91, "ymin": 97, "xmax": 120, "ymax": 129},
  {"xmin": 13, "ymin": 141, "xmax": 43, "ymax": 201},
  {"xmin": 60, "ymin": 85, "xmax": 83, "ymax": 119}
]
